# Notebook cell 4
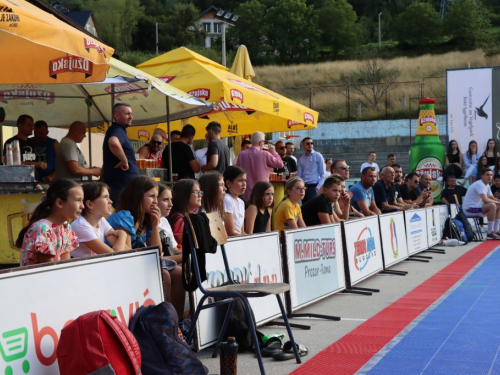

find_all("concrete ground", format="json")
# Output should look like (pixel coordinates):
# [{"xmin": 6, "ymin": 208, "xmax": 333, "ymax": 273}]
[{"xmin": 194, "ymin": 241, "xmax": 486, "ymax": 375}]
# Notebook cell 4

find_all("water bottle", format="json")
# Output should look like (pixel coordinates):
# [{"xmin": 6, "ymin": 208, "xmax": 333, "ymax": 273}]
[
  {"xmin": 6, "ymin": 144, "xmax": 13, "ymax": 166},
  {"xmin": 220, "ymin": 336, "xmax": 238, "ymax": 375}
]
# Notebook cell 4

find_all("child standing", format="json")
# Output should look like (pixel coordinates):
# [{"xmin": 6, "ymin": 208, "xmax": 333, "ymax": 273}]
[
  {"xmin": 223, "ymin": 166, "xmax": 247, "ymax": 236},
  {"xmin": 360, "ymin": 152, "xmax": 380, "ymax": 173},
  {"xmin": 17, "ymin": 179, "xmax": 83, "ymax": 266},
  {"xmin": 274, "ymin": 177, "xmax": 307, "ymax": 230},
  {"xmin": 245, "ymin": 181, "xmax": 274, "ymax": 234}
]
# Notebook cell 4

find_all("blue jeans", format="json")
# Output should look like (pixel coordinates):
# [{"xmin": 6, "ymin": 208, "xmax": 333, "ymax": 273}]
[{"xmin": 302, "ymin": 185, "xmax": 317, "ymax": 204}]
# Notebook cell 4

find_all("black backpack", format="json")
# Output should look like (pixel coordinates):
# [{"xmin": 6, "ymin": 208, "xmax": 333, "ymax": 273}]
[
  {"xmin": 443, "ymin": 217, "xmax": 464, "ymax": 242},
  {"xmin": 454, "ymin": 212, "xmax": 477, "ymax": 242}
]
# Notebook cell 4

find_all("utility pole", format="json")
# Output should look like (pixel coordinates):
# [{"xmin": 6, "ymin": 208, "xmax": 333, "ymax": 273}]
[
  {"xmin": 155, "ymin": 22, "xmax": 158, "ymax": 55},
  {"xmin": 378, "ymin": 12, "xmax": 382, "ymax": 48}
]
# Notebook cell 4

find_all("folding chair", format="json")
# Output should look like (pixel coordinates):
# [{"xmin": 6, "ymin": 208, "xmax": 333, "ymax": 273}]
[
  {"xmin": 183, "ymin": 212, "xmax": 301, "ymax": 375},
  {"xmin": 456, "ymin": 203, "xmax": 483, "ymax": 241}
]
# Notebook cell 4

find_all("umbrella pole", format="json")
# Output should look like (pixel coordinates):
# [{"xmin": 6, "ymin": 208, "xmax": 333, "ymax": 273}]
[
  {"xmin": 86, "ymin": 98, "xmax": 92, "ymax": 167},
  {"xmin": 167, "ymin": 96, "xmax": 173, "ymax": 182}
]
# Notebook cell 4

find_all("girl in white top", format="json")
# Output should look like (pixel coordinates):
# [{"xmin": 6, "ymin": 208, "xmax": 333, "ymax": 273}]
[
  {"xmin": 223, "ymin": 166, "xmax": 247, "ymax": 236},
  {"xmin": 157, "ymin": 184, "xmax": 182, "ymax": 263},
  {"xmin": 71, "ymin": 182, "xmax": 128, "ymax": 258}
]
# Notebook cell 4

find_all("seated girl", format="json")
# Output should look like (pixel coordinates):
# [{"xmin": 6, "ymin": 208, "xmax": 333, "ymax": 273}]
[
  {"xmin": 107, "ymin": 176, "xmax": 185, "ymax": 319},
  {"xmin": 274, "ymin": 177, "xmax": 306, "ymax": 230},
  {"xmin": 157, "ymin": 183, "xmax": 182, "ymax": 263},
  {"xmin": 245, "ymin": 181, "xmax": 274, "ymax": 234},
  {"xmin": 17, "ymin": 179, "xmax": 83, "ymax": 266},
  {"xmin": 223, "ymin": 166, "xmax": 247, "ymax": 236},
  {"xmin": 198, "ymin": 171, "xmax": 226, "ymax": 219},
  {"xmin": 71, "ymin": 182, "xmax": 128, "ymax": 257},
  {"xmin": 168, "ymin": 179, "xmax": 203, "ymax": 250}
]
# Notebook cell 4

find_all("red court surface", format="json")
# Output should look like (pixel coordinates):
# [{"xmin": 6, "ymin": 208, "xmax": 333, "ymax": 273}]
[{"xmin": 291, "ymin": 241, "xmax": 498, "ymax": 375}]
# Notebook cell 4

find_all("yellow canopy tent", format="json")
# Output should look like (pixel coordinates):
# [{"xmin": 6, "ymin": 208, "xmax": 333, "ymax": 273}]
[
  {"xmin": 134, "ymin": 47, "xmax": 318, "ymax": 140},
  {"xmin": 0, "ymin": 0, "xmax": 113, "ymax": 84}
]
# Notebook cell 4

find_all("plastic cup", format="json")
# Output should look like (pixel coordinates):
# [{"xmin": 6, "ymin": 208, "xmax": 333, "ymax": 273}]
[{"xmin": 172, "ymin": 173, "xmax": 178, "ymax": 182}]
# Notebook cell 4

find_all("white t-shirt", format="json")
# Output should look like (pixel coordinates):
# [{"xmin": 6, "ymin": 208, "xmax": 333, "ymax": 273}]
[
  {"xmin": 159, "ymin": 217, "xmax": 178, "ymax": 249},
  {"xmin": 360, "ymin": 162, "xmax": 380, "ymax": 173},
  {"xmin": 71, "ymin": 215, "xmax": 113, "ymax": 258},
  {"xmin": 224, "ymin": 194, "xmax": 245, "ymax": 234},
  {"xmin": 463, "ymin": 180, "xmax": 492, "ymax": 208}
]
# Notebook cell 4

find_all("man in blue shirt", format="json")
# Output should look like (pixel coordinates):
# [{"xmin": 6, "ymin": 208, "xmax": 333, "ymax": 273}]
[
  {"xmin": 296, "ymin": 137, "xmax": 325, "ymax": 204},
  {"xmin": 350, "ymin": 167, "xmax": 381, "ymax": 216},
  {"xmin": 102, "ymin": 103, "xmax": 139, "ymax": 207}
]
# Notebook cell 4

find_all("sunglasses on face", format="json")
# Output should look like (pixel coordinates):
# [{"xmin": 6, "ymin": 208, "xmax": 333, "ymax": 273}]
[
  {"xmin": 336, "ymin": 166, "xmax": 349, "ymax": 170},
  {"xmin": 151, "ymin": 141, "xmax": 162, "ymax": 145},
  {"xmin": 305, "ymin": 142, "xmax": 313, "ymax": 146},
  {"xmin": 278, "ymin": 146, "xmax": 286, "ymax": 150}
]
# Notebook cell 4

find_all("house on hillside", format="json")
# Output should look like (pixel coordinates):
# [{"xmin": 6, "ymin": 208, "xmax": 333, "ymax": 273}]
[
  {"xmin": 52, "ymin": 1, "xmax": 99, "ymax": 37},
  {"xmin": 199, "ymin": 6, "xmax": 227, "ymax": 48}
]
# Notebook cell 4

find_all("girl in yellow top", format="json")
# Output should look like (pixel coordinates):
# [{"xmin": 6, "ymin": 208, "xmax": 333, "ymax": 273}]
[{"xmin": 274, "ymin": 177, "xmax": 307, "ymax": 230}]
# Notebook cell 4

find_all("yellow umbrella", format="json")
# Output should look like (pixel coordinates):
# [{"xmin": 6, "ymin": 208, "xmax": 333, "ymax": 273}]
[
  {"xmin": 136, "ymin": 47, "xmax": 318, "ymax": 140},
  {"xmin": 0, "ymin": 0, "xmax": 113, "ymax": 84},
  {"xmin": 230, "ymin": 45, "xmax": 255, "ymax": 81}
]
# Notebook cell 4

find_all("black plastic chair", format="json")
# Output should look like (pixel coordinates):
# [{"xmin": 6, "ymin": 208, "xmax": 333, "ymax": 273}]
[{"xmin": 183, "ymin": 213, "xmax": 301, "ymax": 374}]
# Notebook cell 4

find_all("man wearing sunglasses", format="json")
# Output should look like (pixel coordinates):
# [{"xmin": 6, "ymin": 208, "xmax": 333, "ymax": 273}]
[
  {"xmin": 138, "ymin": 133, "xmax": 164, "ymax": 167},
  {"xmin": 400, "ymin": 172, "xmax": 431, "ymax": 208},
  {"xmin": 273, "ymin": 140, "xmax": 297, "ymax": 179},
  {"xmin": 297, "ymin": 137, "xmax": 325, "ymax": 204}
]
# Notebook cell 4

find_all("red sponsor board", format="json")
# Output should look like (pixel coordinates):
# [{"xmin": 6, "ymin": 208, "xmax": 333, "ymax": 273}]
[
  {"xmin": 230, "ymin": 89, "xmax": 244, "ymax": 103},
  {"xmin": 49, "ymin": 56, "xmax": 93, "ymax": 79},
  {"xmin": 84, "ymin": 38, "xmax": 106, "ymax": 56},
  {"xmin": 0, "ymin": 89, "xmax": 55, "ymax": 104},
  {"xmin": 187, "ymin": 88, "xmax": 210, "ymax": 99},
  {"xmin": 158, "ymin": 76, "xmax": 175, "ymax": 83},
  {"xmin": 104, "ymin": 83, "xmax": 148, "ymax": 99}
]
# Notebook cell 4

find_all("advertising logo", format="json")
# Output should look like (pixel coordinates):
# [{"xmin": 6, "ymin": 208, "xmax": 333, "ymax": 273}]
[
  {"xmin": 49, "ymin": 56, "xmax": 93, "ymax": 79},
  {"xmin": 409, "ymin": 213, "xmax": 422, "ymax": 235},
  {"xmin": 227, "ymin": 79, "xmax": 280, "ymax": 99},
  {"xmin": 415, "ymin": 157, "xmax": 443, "ymax": 198},
  {"xmin": 104, "ymin": 83, "xmax": 148, "ymax": 100},
  {"xmin": 0, "ymin": 327, "xmax": 30, "ymax": 375},
  {"xmin": 287, "ymin": 120, "xmax": 305, "ymax": 128},
  {"xmin": 294, "ymin": 238, "xmax": 336, "ymax": 263},
  {"xmin": 230, "ymin": 89, "xmax": 243, "ymax": 103},
  {"xmin": 353, "ymin": 226, "xmax": 377, "ymax": 271},
  {"xmin": 0, "ymin": 88, "xmax": 55, "ymax": 104},
  {"xmin": 390, "ymin": 218, "xmax": 398, "ymax": 258},
  {"xmin": 304, "ymin": 112, "xmax": 315, "ymax": 124},
  {"xmin": 187, "ymin": 88, "xmax": 210, "ymax": 100},
  {"xmin": 158, "ymin": 76, "xmax": 175, "ymax": 83},
  {"xmin": 475, "ymin": 95, "xmax": 489, "ymax": 120},
  {"xmin": 84, "ymin": 38, "xmax": 106, "ymax": 57},
  {"xmin": 138, "ymin": 130, "xmax": 150, "ymax": 139}
]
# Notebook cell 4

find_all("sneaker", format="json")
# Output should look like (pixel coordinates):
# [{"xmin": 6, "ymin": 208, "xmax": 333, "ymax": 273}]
[{"xmin": 486, "ymin": 233, "xmax": 500, "ymax": 240}]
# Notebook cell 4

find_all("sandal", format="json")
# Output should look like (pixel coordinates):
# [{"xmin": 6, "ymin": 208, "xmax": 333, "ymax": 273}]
[
  {"xmin": 272, "ymin": 341, "xmax": 308, "ymax": 361},
  {"xmin": 261, "ymin": 337, "xmax": 283, "ymax": 357}
]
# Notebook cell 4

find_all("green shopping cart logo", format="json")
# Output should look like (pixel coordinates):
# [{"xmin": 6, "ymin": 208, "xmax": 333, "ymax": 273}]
[{"xmin": 0, "ymin": 328, "xmax": 30, "ymax": 375}]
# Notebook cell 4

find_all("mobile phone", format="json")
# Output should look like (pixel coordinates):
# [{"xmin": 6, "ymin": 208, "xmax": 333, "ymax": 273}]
[
  {"xmin": 427, "ymin": 187, "xmax": 431, "ymax": 191},
  {"xmin": 263, "ymin": 144, "xmax": 269, "ymax": 150}
]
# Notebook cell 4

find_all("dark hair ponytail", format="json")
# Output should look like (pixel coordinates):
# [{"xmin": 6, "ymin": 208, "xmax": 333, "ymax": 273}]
[{"xmin": 15, "ymin": 179, "xmax": 80, "ymax": 248}]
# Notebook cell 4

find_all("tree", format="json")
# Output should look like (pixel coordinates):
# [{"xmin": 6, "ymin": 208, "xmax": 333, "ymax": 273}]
[
  {"xmin": 341, "ymin": 52, "xmax": 400, "ymax": 109},
  {"xmin": 444, "ymin": 0, "xmax": 491, "ymax": 50},
  {"xmin": 318, "ymin": 0, "xmax": 362, "ymax": 57},
  {"xmin": 264, "ymin": 0, "xmax": 320, "ymax": 63},
  {"xmin": 228, "ymin": 0, "xmax": 267, "ymax": 63},
  {"xmin": 394, "ymin": 2, "xmax": 442, "ymax": 47}
]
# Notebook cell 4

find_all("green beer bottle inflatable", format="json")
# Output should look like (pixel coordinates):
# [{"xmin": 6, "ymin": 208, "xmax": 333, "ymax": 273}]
[{"xmin": 409, "ymin": 97, "xmax": 445, "ymax": 201}]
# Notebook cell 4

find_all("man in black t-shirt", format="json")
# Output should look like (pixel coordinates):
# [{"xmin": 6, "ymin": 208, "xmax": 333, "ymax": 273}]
[
  {"xmin": 441, "ymin": 175, "xmax": 467, "ymax": 205},
  {"xmin": 401, "ymin": 172, "xmax": 430, "ymax": 208},
  {"xmin": 201, "ymin": 121, "xmax": 230, "ymax": 174},
  {"xmin": 3, "ymin": 115, "xmax": 46, "ymax": 170},
  {"xmin": 492, "ymin": 174, "xmax": 500, "ymax": 198},
  {"xmin": 301, "ymin": 177, "xmax": 342, "ymax": 226},
  {"xmin": 274, "ymin": 140, "xmax": 297, "ymax": 178},
  {"xmin": 162, "ymin": 125, "xmax": 199, "ymax": 180}
]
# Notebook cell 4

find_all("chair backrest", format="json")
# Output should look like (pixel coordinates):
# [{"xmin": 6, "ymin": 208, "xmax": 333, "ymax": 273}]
[{"xmin": 206, "ymin": 212, "xmax": 228, "ymax": 245}]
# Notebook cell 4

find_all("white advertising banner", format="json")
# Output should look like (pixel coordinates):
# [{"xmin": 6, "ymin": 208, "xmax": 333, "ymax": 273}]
[
  {"xmin": 342, "ymin": 216, "xmax": 383, "ymax": 287},
  {"xmin": 0, "ymin": 249, "xmax": 164, "ymax": 375},
  {"xmin": 427, "ymin": 207, "xmax": 441, "ymax": 247},
  {"xmin": 378, "ymin": 212, "xmax": 409, "ymax": 268},
  {"xmin": 439, "ymin": 205, "xmax": 450, "ymax": 237},
  {"xmin": 193, "ymin": 232, "xmax": 283, "ymax": 350},
  {"xmin": 284, "ymin": 224, "xmax": 345, "ymax": 312},
  {"xmin": 405, "ymin": 209, "xmax": 428, "ymax": 255},
  {"xmin": 447, "ymin": 68, "xmax": 493, "ymax": 153}
]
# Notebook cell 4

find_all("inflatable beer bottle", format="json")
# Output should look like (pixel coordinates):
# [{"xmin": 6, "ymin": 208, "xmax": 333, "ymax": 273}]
[{"xmin": 409, "ymin": 97, "xmax": 445, "ymax": 201}]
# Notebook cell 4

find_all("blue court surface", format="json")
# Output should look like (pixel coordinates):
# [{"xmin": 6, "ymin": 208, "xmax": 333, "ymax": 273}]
[{"xmin": 359, "ymin": 246, "xmax": 500, "ymax": 375}]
